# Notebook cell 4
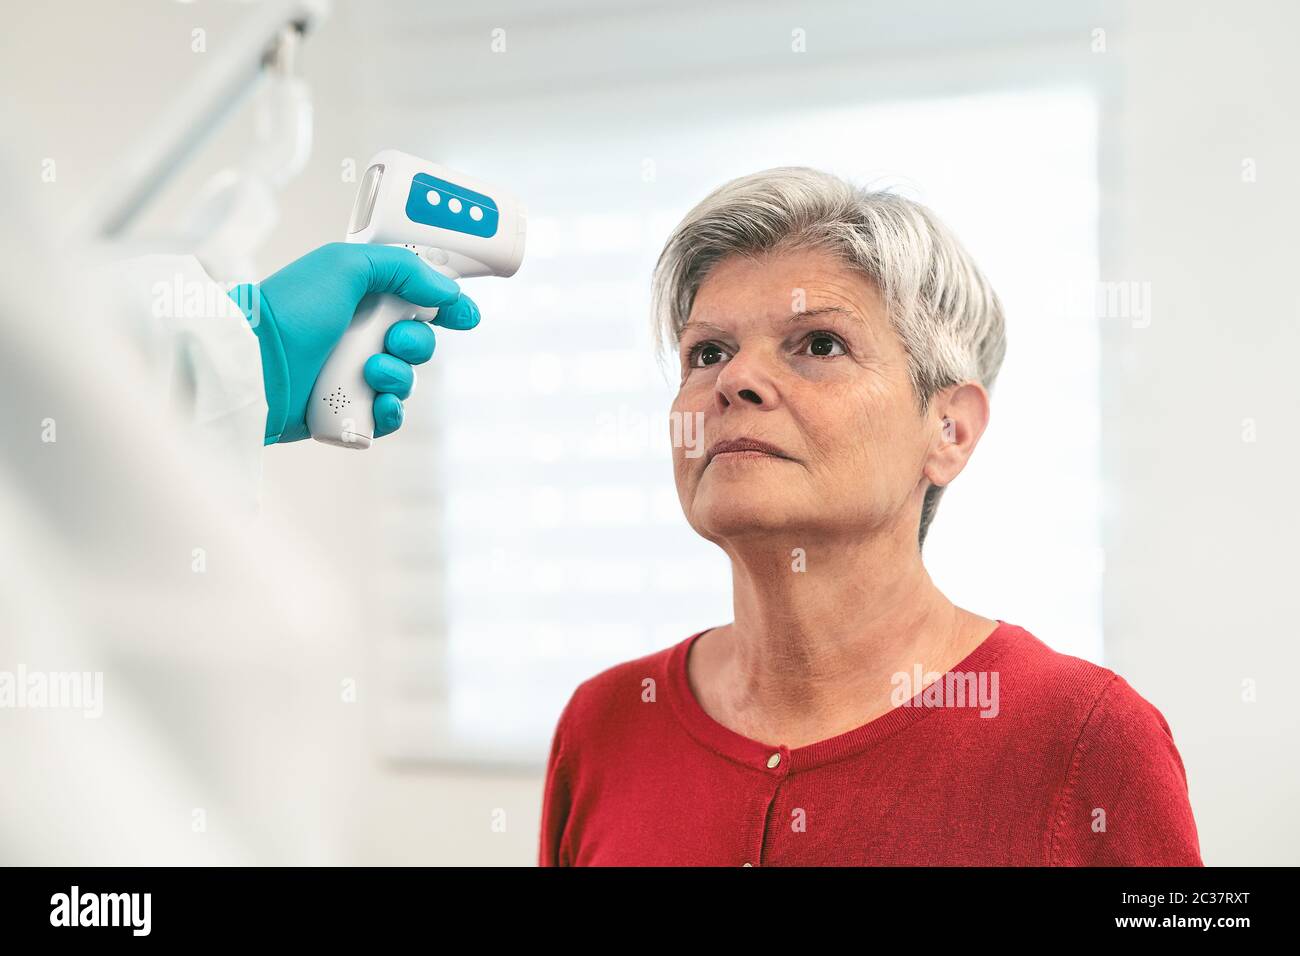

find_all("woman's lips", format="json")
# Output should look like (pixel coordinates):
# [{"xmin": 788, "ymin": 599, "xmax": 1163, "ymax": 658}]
[{"xmin": 705, "ymin": 438, "xmax": 792, "ymax": 464}]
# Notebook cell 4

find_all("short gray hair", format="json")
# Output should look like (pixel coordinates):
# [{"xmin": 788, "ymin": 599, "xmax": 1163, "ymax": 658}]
[{"xmin": 651, "ymin": 166, "xmax": 1007, "ymax": 550}]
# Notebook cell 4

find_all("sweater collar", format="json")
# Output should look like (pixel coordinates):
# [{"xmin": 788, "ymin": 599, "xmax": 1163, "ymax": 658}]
[{"xmin": 666, "ymin": 619, "xmax": 1018, "ymax": 773}]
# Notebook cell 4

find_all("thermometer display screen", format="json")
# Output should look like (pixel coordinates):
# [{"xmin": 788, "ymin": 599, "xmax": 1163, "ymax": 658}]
[{"xmin": 348, "ymin": 163, "xmax": 384, "ymax": 235}]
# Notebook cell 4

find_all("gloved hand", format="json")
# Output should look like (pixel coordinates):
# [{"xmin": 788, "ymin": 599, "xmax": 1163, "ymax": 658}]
[{"xmin": 228, "ymin": 242, "xmax": 480, "ymax": 444}]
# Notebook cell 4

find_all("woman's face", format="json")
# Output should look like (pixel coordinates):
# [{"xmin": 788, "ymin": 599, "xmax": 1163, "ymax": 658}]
[{"xmin": 670, "ymin": 246, "xmax": 943, "ymax": 547}]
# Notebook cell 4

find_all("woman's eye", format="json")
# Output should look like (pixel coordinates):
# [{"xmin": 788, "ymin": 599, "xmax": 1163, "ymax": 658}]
[
  {"xmin": 803, "ymin": 332, "xmax": 846, "ymax": 358},
  {"xmin": 689, "ymin": 342, "xmax": 731, "ymax": 368},
  {"xmin": 687, "ymin": 333, "xmax": 842, "ymax": 368}
]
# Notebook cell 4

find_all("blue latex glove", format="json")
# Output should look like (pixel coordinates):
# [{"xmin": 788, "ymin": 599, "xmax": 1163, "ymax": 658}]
[{"xmin": 228, "ymin": 242, "xmax": 480, "ymax": 444}]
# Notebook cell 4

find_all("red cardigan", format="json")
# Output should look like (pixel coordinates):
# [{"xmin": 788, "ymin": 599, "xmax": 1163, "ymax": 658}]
[{"xmin": 539, "ymin": 619, "xmax": 1203, "ymax": 866}]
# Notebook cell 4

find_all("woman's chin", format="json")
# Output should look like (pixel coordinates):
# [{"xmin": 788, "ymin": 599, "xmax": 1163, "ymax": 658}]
[{"xmin": 690, "ymin": 494, "xmax": 797, "ymax": 539}]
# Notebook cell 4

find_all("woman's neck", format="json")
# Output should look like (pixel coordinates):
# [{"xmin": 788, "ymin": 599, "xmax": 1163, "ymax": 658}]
[{"xmin": 690, "ymin": 529, "xmax": 997, "ymax": 749}]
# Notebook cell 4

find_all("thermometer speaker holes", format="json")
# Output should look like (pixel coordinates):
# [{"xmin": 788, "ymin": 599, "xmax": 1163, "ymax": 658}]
[{"xmin": 324, "ymin": 387, "xmax": 350, "ymax": 414}]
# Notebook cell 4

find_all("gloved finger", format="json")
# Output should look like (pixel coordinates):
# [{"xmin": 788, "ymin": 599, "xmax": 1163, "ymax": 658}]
[
  {"xmin": 385, "ymin": 320, "xmax": 437, "ymax": 364},
  {"xmin": 373, "ymin": 392, "xmax": 404, "ymax": 438},
  {"xmin": 422, "ymin": 293, "xmax": 481, "ymax": 330},
  {"xmin": 362, "ymin": 244, "xmax": 462, "ymax": 308},
  {"xmin": 364, "ymin": 352, "xmax": 415, "ymax": 400}
]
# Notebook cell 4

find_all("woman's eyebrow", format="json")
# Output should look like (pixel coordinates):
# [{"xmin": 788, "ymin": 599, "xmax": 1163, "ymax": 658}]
[
  {"xmin": 787, "ymin": 306, "xmax": 860, "ymax": 325},
  {"xmin": 679, "ymin": 306, "xmax": 862, "ymax": 343},
  {"xmin": 678, "ymin": 319, "xmax": 730, "ymax": 339}
]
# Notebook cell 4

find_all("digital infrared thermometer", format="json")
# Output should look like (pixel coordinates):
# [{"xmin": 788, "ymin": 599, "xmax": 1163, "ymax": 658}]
[{"xmin": 307, "ymin": 149, "xmax": 526, "ymax": 448}]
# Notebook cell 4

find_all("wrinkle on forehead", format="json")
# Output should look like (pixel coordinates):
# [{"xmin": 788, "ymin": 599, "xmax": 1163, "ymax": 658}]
[{"xmin": 681, "ymin": 248, "xmax": 885, "ymax": 337}]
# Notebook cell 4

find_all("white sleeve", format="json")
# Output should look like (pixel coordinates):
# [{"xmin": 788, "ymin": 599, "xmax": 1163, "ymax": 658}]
[{"xmin": 95, "ymin": 253, "xmax": 269, "ymax": 496}]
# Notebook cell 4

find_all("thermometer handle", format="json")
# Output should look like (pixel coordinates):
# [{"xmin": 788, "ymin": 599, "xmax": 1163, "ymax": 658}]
[{"xmin": 306, "ymin": 293, "xmax": 417, "ymax": 449}]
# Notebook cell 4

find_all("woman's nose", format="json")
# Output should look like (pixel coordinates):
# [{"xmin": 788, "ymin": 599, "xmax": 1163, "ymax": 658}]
[{"xmin": 714, "ymin": 350, "xmax": 776, "ymax": 410}]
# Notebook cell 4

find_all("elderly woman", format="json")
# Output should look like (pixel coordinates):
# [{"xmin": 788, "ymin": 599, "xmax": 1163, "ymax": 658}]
[{"xmin": 539, "ymin": 168, "xmax": 1202, "ymax": 867}]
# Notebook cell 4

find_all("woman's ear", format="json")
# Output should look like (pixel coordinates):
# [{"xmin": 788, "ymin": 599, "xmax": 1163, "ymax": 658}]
[{"xmin": 924, "ymin": 384, "xmax": 990, "ymax": 487}]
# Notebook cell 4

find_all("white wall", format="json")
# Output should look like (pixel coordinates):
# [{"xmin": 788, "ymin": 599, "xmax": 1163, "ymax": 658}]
[{"xmin": 1106, "ymin": 0, "xmax": 1300, "ymax": 866}]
